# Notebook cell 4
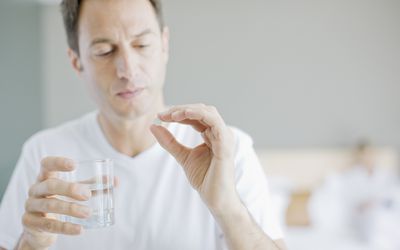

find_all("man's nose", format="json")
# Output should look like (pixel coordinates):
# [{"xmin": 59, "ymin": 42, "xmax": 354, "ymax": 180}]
[{"xmin": 115, "ymin": 49, "xmax": 139, "ymax": 81}]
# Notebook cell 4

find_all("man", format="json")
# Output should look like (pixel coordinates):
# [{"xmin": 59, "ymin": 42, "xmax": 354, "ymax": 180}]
[{"xmin": 0, "ymin": 0, "xmax": 286, "ymax": 249}]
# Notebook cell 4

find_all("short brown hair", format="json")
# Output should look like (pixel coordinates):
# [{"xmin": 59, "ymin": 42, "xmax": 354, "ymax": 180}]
[{"xmin": 60, "ymin": 0, "xmax": 165, "ymax": 55}]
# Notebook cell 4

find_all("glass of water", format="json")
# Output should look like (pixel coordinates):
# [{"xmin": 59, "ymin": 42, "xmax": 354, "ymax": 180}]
[{"xmin": 64, "ymin": 159, "xmax": 115, "ymax": 229}]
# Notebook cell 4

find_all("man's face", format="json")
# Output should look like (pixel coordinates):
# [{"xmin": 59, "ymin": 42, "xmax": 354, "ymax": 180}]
[{"xmin": 71, "ymin": 0, "xmax": 169, "ymax": 120}]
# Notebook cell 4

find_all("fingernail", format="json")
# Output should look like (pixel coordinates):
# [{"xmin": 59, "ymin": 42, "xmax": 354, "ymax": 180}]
[
  {"xmin": 65, "ymin": 159, "xmax": 75, "ymax": 169},
  {"xmin": 71, "ymin": 224, "xmax": 82, "ymax": 234},
  {"xmin": 81, "ymin": 206, "xmax": 92, "ymax": 217},
  {"xmin": 80, "ymin": 186, "xmax": 91, "ymax": 198}
]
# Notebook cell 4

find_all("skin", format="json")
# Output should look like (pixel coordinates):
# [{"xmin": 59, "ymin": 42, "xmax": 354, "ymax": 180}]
[{"xmin": 6, "ymin": 0, "xmax": 287, "ymax": 249}]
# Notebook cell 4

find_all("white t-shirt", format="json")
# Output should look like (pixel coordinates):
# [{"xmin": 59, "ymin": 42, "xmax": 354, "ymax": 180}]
[{"xmin": 0, "ymin": 111, "xmax": 282, "ymax": 250}]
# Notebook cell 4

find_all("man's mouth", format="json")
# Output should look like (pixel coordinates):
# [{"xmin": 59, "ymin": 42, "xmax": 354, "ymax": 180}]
[{"xmin": 116, "ymin": 88, "xmax": 144, "ymax": 99}]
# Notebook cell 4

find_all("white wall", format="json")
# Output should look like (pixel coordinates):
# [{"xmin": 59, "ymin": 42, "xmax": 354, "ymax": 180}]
[
  {"xmin": 41, "ymin": 0, "xmax": 400, "ymax": 148},
  {"xmin": 0, "ymin": 1, "xmax": 43, "ymax": 198},
  {"xmin": 42, "ymin": 6, "xmax": 95, "ymax": 128}
]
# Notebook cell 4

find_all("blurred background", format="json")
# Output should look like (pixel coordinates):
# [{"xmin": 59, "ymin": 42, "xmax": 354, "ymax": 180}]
[{"xmin": 1, "ymin": 0, "xmax": 399, "ymax": 249}]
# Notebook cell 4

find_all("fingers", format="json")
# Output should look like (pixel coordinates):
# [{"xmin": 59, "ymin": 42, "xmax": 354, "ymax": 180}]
[
  {"xmin": 161, "ymin": 107, "xmax": 208, "ymax": 129},
  {"xmin": 29, "ymin": 178, "xmax": 91, "ymax": 201},
  {"xmin": 158, "ymin": 104, "xmax": 225, "ymax": 132},
  {"xmin": 156, "ymin": 104, "xmax": 235, "ymax": 160},
  {"xmin": 25, "ymin": 197, "xmax": 92, "ymax": 219},
  {"xmin": 158, "ymin": 104, "xmax": 227, "ymax": 141},
  {"xmin": 22, "ymin": 213, "xmax": 82, "ymax": 235},
  {"xmin": 171, "ymin": 118, "xmax": 208, "ymax": 133},
  {"xmin": 114, "ymin": 176, "xmax": 120, "ymax": 187},
  {"xmin": 150, "ymin": 124, "xmax": 190, "ymax": 164},
  {"xmin": 38, "ymin": 157, "xmax": 75, "ymax": 182}
]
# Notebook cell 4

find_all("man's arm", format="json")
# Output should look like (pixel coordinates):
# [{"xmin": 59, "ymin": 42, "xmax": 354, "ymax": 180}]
[
  {"xmin": 151, "ymin": 104, "xmax": 286, "ymax": 250},
  {"xmin": 212, "ymin": 198, "xmax": 287, "ymax": 250}
]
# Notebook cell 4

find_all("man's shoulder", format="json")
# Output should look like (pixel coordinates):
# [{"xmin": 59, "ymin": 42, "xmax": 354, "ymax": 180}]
[
  {"xmin": 230, "ymin": 126, "xmax": 253, "ymax": 146},
  {"xmin": 23, "ymin": 111, "xmax": 97, "ymax": 150}
]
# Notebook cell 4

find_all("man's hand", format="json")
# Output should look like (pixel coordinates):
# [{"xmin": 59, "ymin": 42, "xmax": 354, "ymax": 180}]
[
  {"xmin": 18, "ymin": 157, "xmax": 91, "ymax": 250},
  {"xmin": 150, "ymin": 104, "xmax": 239, "ymax": 213},
  {"xmin": 151, "ymin": 104, "xmax": 287, "ymax": 250}
]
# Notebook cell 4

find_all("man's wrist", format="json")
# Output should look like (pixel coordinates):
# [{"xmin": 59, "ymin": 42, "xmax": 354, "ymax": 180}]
[
  {"xmin": 209, "ymin": 195, "xmax": 247, "ymax": 221},
  {"xmin": 15, "ymin": 234, "xmax": 32, "ymax": 250}
]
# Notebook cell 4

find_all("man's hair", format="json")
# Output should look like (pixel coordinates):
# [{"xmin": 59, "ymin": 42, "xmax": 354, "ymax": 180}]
[{"xmin": 60, "ymin": 0, "xmax": 165, "ymax": 55}]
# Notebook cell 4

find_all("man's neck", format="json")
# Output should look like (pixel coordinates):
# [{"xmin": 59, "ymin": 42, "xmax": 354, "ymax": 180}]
[{"xmin": 97, "ymin": 105, "xmax": 165, "ymax": 157}]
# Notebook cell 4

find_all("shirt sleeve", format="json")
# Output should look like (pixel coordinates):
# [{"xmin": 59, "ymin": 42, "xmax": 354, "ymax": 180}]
[
  {"xmin": 0, "ymin": 142, "xmax": 39, "ymax": 249},
  {"xmin": 217, "ymin": 127, "xmax": 284, "ymax": 249}
]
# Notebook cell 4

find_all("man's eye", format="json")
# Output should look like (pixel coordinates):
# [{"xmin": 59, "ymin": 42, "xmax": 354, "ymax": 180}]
[
  {"xmin": 135, "ymin": 45, "xmax": 149, "ymax": 49},
  {"xmin": 95, "ymin": 50, "xmax": 113, "ymax": 57}
]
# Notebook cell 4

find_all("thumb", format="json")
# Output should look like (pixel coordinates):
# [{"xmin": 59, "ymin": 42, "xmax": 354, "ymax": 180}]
[{"xmin": 150, "ymin": 124, "xmax": 189, "ymax": 164}]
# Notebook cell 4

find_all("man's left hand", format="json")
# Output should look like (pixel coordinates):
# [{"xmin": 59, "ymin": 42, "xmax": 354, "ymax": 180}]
[{"xmin": 150, "ymin": 104, "xmax": 239, "ymax": 213}]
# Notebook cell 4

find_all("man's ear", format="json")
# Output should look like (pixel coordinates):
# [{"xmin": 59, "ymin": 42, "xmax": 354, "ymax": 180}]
[
  {"xmin": 161, "ymin": 26, "xmax": 170, "ymax": 63},
  {"xmin": 67, "ymin": 48, "xmax": 83, "ymax": 74}
]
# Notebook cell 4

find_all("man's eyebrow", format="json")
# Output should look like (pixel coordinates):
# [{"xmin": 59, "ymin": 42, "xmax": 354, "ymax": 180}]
[
  {"xmin": 134, "ymin": 28, "xmax": 154, "ymax": 38},
  {"xmin": 89, "ymin": 29, "xmax": 155, "ymax": 47},
  {"xmin": 90, "ymin": 38, "xmax": 113, "ymax": 47}
]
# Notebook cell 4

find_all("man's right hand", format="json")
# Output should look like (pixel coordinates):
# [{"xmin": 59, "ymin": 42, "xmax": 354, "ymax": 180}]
[{"xmin": 18, "ymin": 157, "xmax": 92, "ymax": 250}]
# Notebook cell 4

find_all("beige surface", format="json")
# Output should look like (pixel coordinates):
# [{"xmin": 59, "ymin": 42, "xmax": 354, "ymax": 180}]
[
  {"xmin": 256, "ymin": 147, "xmax": 399, "ymax": 190},
  {"xmin": 285, "ymin": 191, "xmax": 312, "ymax": 227}
]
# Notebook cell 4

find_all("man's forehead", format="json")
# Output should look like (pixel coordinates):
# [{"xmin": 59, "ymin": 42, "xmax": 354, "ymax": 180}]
[
  {"xmin": 79, "ymin": 0, "xmax": 157, "ymax": 26},
  {"xmin": 78, "ymin": 0, "xmax": 160, "ymax": 42},
  {"xmin": 80, "ymin": 0, "xmax": 155, "ymax": 17}
]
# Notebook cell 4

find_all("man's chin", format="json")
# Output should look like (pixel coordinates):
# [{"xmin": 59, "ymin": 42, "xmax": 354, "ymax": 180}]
[{"xmin": 112, "ymin": 105, "xmax": 152, "ymax": 121}]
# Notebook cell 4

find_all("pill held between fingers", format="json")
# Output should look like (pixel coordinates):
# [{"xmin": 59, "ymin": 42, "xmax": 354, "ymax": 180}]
[{"xmin": 153, "ymin": 118, "xmax": 162, "ymax": 126}]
